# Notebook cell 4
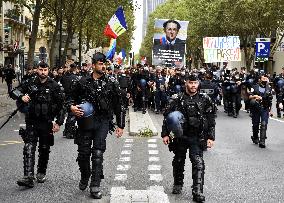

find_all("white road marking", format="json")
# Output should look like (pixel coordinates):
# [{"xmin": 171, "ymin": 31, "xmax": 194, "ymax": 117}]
[
  {"xmin": 3, "ymin": 141, "xmax": 22, "ymax": 143},
  {"xmin": 14, "ymin": 130, "xmax": 19, "ymax": 132},
  {"xmin": 117, "ymin": 165, "xmax": 131, "ymax": 171},
  {"xmin": 125, "ymin": 138, "xmax": 134, "ymax": 143},
  {"xmin": 121, "ymin": 150, "xmax": 131, "ymax": 155},
  {"xmin": 119, "ymin": 157, "xmax": 131, "ymax": 162},
  {"xmin": 110, "ymin": 186, "xmax": 170, "ymax": 203},
  {"xmin": 19, "ymin": 124, "xmax": 26, "ymax": 127},
  {"xmin": 149, "ymin": 157, "xmax": 160, "ymax": 162},
  {"xmin": 148, "ymin": 165, "xmax": 161, "ymax": 171},
  {"xmin": 149, "ymin": 150, "xmax": 159, "ymax": 155},
  {"xmin": 123, "ymin": 143, "xmax": 133, "ymax": 148},
  {"xmin": 148, "ymin": 139, "xmax": 157, "ymax": 143},
  {"xmin": 149, "ymin": 174, "xmax": 163, "ymax": 182},
  {"xmin": 114, "ymin": 174, "xmax": 127, "ymax": 181},
  {"xmin": 0, "ymin": 144, "xmax": 7, "ymax": 146},
  {"xmin": 148, "ymin": 144, "xmax": 157, "ymax": 148}
]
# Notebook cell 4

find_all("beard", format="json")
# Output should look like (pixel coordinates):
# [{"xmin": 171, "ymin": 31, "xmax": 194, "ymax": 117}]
[
  {"xmin": 38, "ymin": 74, "xmax": 47, "ymax": 79},
  {"xmin": 95, "ymin": 69, "xmax": 104, "ymax": 75}
]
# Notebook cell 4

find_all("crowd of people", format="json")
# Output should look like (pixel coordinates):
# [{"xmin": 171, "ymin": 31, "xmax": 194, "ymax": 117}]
[{"xmin": 4, "ymin": 53, "xmax": 284, "ymax": 202}]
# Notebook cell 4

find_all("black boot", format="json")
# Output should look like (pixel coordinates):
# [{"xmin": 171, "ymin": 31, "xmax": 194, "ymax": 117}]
[
  {"xmin": 78, "ymin": 159, "xmax": 91, "ymax": 190},
  {"xmin": 17, "ymin": 143, "xmax": 36, "ymax": 188},
  {"xmin": 251, "ymin": 125, "xmax": 259, "ymax": 145},
  {"xmin": 277, "ymin": 108, "xmax": 281, "ymax": 118},
  {"xmin": 191, "ymin": 155, "xmax": 205, "ymax": 203},
  {"xmin": 259, "ymin": 123, "xmax": 267, "ymax": 148},
  {"xmin": 232, "ymin": 102, "xmax": 237, "ymax": 118},
  {"xmin": 172, "ymin": 155, "xmax": 185, "ymax": 194},
  {"xmin": 90, "ymin": 150, "xmax": 103, "ymax": 199},
  {"xmin": 36, "ymin": 145, "xmax": 50, "ymax": 183}
]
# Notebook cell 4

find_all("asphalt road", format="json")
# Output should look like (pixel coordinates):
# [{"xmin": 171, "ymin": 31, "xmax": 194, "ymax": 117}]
[{"xmin": 0, "ymin": 107, "xmax": 284, "ymax": 203}]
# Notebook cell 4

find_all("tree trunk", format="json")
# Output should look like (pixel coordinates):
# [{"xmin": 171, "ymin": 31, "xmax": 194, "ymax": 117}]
[
  {"xmin": 49, "ymin": 19, "xmax": 59, "ymax": 68},
  {"xmin": 78, "ymin": 23, "xmax": 82, "ymax": 67},
  {"xmin": 62, "ymin": 24, "xmax": 73, "ymax": 62},
  {"xmin": 85, "ymin": 28, "xmax": 90, "ymax": 53},
  {"xmin": 27, "ymin": 0, "xmax": 43, "ymax": 68}
]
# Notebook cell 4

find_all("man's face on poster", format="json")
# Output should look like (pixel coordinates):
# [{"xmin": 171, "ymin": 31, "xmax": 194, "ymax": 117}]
[{"xmin": 164, "ymin": 22, "xmax": 179, "ymax": 41}]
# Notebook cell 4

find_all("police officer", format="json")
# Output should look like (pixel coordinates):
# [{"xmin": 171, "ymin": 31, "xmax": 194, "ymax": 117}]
[
  {"xmin": 60, "ymin": 63, "xmax": 79, "ymax": 139},
  {"xmin": 273, "ymin": 67, "xmax": 284, "ymax": 118},
  {"xmin": 161, "ymin": 74, "xmax": 215, "ymax": 203},
  {"xmin": 200, "ymin": 71, "xmax": 219, "ymax": 106},
  {"xmin": 10, "ymin": 62, "xmax": 65, "ymax": 188},
  {"xmin": 154, "ymin": 68, "xmax": 167, "ymax": 114},
  {"xmin": 67, "ymin": 52, "xmax": 125, "ymax": 199},
  {"xmin": 3, "ymin": 64, "xmax": 16, "ymax": 95},
  {"xmin": 249, "ymin": 74, "xmax": 273, "ymax": 148},
  {"xmin": 118, "ymin": 69, "xmax": 131, "ymax": 109}
]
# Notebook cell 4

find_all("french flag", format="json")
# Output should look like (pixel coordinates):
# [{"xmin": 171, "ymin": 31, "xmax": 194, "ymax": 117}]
[{"xmin": 104, "ymin": 6, "xmax": 128, "ymax": 39}]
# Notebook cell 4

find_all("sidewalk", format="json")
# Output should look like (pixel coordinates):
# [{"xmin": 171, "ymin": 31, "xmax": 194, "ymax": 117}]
[{"xmin": 0, "ymin": 80, "xmax": 18, "ymax": 118}]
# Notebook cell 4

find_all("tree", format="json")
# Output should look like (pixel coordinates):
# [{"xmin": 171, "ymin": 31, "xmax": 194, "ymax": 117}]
[{"xmin": 141, "ymin": 0, "xmax": 284, "ymax": 70}]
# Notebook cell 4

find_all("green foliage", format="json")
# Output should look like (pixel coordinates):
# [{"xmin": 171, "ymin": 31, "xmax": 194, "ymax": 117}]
[
  {"xmin": 140, "ymin": 0, "xmax": 284, "ymax": 69},
  {"xmin": 138, "ymin": 127, "xmax": 154, "ymax": 137}
]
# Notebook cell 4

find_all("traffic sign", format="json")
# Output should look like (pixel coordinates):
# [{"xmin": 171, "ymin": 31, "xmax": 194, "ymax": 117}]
[{"xmin": 255, "ymin": 38, "xmax": 270, "ymax": 62}]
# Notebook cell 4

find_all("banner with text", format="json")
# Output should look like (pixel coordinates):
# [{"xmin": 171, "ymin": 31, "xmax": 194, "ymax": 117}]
[
  {"xmin": 152, "ymin": 19, "xmax": 189, "ymax": 67},
  {"xmin": 203, "ymin": 36, "xmax": 241, "ymax": 63}
]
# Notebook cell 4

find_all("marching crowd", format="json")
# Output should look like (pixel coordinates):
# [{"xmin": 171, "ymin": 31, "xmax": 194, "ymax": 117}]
[{"xmin": 2, "ymin": 53, "xmax": 284, "ymax": 202}]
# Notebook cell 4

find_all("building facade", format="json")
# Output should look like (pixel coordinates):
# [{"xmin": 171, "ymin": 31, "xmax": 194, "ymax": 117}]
[{"xmin": 142, "ymin": 0, "xmax": 167, "ymax": 39}]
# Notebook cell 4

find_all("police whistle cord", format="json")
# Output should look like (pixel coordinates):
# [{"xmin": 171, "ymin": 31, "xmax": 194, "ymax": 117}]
[{"xmin": 0, "ymin": 105, "xmax": 22, "ymax": 131}]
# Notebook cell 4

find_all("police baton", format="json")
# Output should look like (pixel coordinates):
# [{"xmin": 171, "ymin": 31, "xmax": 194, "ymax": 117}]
[{"xmin": 0, "ymin": 105, "xmax": 22, "ymax": 131}]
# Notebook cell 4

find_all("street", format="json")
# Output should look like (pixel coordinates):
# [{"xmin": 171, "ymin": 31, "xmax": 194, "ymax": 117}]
[{"xmin": 0, "ymin": 108, "xmax": 284, "ymax": 203}]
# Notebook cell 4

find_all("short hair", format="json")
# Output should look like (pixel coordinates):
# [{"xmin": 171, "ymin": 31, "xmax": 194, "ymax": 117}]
[
  {"xmin": 38, "ymin": 62, "xmax": 48, "ymax": 68},
  {"xmin": 163, "ymin": 20, "xmax": 181, "ymax": 30}
]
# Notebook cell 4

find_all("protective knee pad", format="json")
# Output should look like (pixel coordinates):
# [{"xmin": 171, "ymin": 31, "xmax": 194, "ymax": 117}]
[
  {"xmin": 190, "ymin": 154, "xmax": 205, "ymax": 171},
  {"xmin": 91, "ymin": 149, "xmax": 104, "ymax": 163},
  {"xmin": 77, "ymin": 148, "xmax": 91, "ymax": 161}
]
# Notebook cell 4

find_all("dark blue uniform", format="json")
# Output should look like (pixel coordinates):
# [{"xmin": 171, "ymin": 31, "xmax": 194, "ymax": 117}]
[{"xmin": 249, "ymin": 83, "xmax": 273, "ymax": 148}]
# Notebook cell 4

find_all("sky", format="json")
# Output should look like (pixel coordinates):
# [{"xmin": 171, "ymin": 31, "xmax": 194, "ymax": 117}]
[{"xmin": 131, "ymin": 0, "xmax": 143, "ymax": 54}]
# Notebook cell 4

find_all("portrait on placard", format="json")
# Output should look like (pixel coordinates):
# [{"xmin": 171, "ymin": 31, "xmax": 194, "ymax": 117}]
[{"xmin": 152, "ymin": 19, "xmax": 189, "ymax": 67}]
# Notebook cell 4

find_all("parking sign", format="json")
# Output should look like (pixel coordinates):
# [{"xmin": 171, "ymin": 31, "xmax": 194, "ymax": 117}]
[{"xmin": 255, "ymin": 38, "xmax": 270, "ymax": 62}]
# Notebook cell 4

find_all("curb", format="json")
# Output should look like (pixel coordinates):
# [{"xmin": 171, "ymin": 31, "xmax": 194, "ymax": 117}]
[{"xmin": 129, "ymin": 107, "xmax": 158, "ymax": 136}]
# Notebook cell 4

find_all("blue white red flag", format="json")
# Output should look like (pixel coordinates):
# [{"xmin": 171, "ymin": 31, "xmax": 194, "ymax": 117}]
[{"xmin": 104, "ymin": 6, "xmax": 127, "ymax": 39}]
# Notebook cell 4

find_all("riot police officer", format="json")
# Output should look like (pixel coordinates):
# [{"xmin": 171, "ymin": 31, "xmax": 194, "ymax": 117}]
[
  {"xmin": 67, "ymin": 52, "xmax": 125, "ymax": 199},
  {"xmin": 273, "ymin": 67, "xmax": 284, "ymax": 118},
  {"xmin": 10, "ymin": 62, "xmax": 65, "ymax": 188},
  {"xmin": 154, "ymin": 68, "xmax": 167, "ymax": 114},
  {"xmin": 60, "ymin": 63, "xmax": 80, "ymax": 139},
  {"xmin": 200, "ymin": 71, "xmax": 219, "ymax": 106},
  {"xmin": 118, "ymin": 69, "xmax": 131, "ymax": 109},
  {"xmin": 161, "ymin": 74, "xmax": 215, "ymax": 203},
  {"xmin": 249, "ymin": 74, "xmax": 273, "ymax": 148}
]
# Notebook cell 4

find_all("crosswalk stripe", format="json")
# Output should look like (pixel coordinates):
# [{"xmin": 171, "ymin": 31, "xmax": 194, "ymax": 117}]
[
  {"xmin": 148, "ymin": 150, "xmax": 159, "ymax": 155},
  {"xmin": 117, "ymin": 165, "xmax": 131, "ymax": 171},
  {"xmin": 114, "ymin": 174, "xmax": 127, "ymax": 181}
]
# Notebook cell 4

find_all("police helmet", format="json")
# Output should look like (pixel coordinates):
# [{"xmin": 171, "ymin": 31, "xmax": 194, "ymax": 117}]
[
  {"xmin": 139, "ymin": 78, "xmax": 147, "ymax": 88},
  {"xmin": 79, "ymin": 101, "xmax": 94, "ymax": 117},
  {"xmin": 277, "ymin": 79, "xmax": 284, "ymax": 89},
  {"xmin": 174, "ymin": 85, "xmax": 182, "ymax": 93},
  {"xmin": 166, "ymin": 111, "xmax": 184, "ymax": 138}
]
